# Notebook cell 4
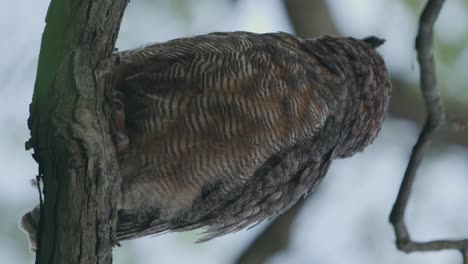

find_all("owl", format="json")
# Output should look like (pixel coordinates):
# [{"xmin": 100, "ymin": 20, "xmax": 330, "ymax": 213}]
[{"xmin": 21, "ymin": 31, "xmax": 391, "ymax": 251}]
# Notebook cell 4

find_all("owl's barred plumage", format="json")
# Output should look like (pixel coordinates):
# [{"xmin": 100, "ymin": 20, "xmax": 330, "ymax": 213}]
[
  {"xmin": 113, "ymin": 31, "xmax": 391, "ymax": 241},
  {"xmin": 21, "ymin": 31, "xmax": 391, "ymax": 250}
]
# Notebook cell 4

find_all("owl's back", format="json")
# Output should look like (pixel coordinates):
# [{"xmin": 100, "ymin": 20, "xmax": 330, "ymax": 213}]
[{"xmin": 113, "ymin": 32, "xmax": 390, "ymax": 241}]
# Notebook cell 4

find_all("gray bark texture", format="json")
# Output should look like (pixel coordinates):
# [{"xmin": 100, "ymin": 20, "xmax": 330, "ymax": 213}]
[{"xmin": 29, "ymin": 0, "xmax": 128, "ymax": 263}]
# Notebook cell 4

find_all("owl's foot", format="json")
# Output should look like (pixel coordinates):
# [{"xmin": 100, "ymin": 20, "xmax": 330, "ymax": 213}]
[
  {"xmin": 19, "ymin": 206, "xmax": 40, "ymax": 253},
  {"xmin": 111, "ymin": 91, "xmax": 129, "ymax": 152}
]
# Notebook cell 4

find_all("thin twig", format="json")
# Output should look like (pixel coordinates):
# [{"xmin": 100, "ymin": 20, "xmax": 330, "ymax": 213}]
[{"xmin": 389, "ymin": 0, "xmax": 468, "ymax": 260}]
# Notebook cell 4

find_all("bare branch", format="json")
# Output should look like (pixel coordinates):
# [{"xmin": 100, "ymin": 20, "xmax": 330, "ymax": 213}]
[{"xmin": 389, "ymin": 0, "xmax": 468, "ymax": 260}]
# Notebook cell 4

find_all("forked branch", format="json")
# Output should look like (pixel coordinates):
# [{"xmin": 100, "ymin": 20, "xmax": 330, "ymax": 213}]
[{"xmin": 389, "ymin": 0, "xmax": 468, "ymax": 262}]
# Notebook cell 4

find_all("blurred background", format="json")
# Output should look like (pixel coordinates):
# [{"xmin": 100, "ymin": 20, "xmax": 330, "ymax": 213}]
[{"xmin": 1, "ymin": 0, "xmax": 468, "ymax": 263}]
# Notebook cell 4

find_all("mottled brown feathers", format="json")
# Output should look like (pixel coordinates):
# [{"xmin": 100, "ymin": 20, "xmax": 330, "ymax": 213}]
[{"xmin": 110, "ymin": 31, "xmax": 391, "ymax": 241}]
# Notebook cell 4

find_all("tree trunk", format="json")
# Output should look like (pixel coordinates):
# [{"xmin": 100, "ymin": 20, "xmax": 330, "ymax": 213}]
[{"xmin": 29, "ymin": 1, "xmax": 128, "ymax": 263}]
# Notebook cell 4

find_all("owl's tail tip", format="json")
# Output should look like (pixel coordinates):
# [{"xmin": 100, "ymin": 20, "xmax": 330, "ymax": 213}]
[{"xmin": 361, "ymin": 36, "xmax": 385, "ymax": 48}]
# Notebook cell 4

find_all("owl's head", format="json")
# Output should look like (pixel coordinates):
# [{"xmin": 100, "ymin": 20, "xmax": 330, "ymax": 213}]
[{"xmin": 307, "ymin": 35, "xmax": 392, "ymax": 158}]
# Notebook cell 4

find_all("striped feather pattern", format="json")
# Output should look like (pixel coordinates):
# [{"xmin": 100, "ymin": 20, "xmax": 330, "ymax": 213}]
[{"xmin": 112, "ymin": 31, "xmax": 391, "ymax": 241}]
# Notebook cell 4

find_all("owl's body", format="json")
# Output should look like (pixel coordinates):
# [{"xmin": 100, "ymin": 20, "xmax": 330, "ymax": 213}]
[
  {"xmin": 21, "ymin": 31, "xmax": 391, "ymax": 249},
  {"xmin": 113, "ymin": 31, "xmax": 391, "ymax": 241}
]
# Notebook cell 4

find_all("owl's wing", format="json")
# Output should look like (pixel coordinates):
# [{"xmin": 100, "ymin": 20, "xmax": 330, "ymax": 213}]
[
  {"xmin": 114, "ymin": 32, "xmax": 347, "ymax": 241},
  {"xmin": 181, "ymin": 136, "xmax": 337, "ymax": 242},
  {"xmin": 116, "ymin": 126, "xmax": 338, "ymax": 241}
]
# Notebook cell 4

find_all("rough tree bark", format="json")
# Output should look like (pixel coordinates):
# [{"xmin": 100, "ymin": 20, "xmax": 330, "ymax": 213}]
[{"xmin": 29, "ymin": 0, "xmax": 128, "ymax": 263}]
